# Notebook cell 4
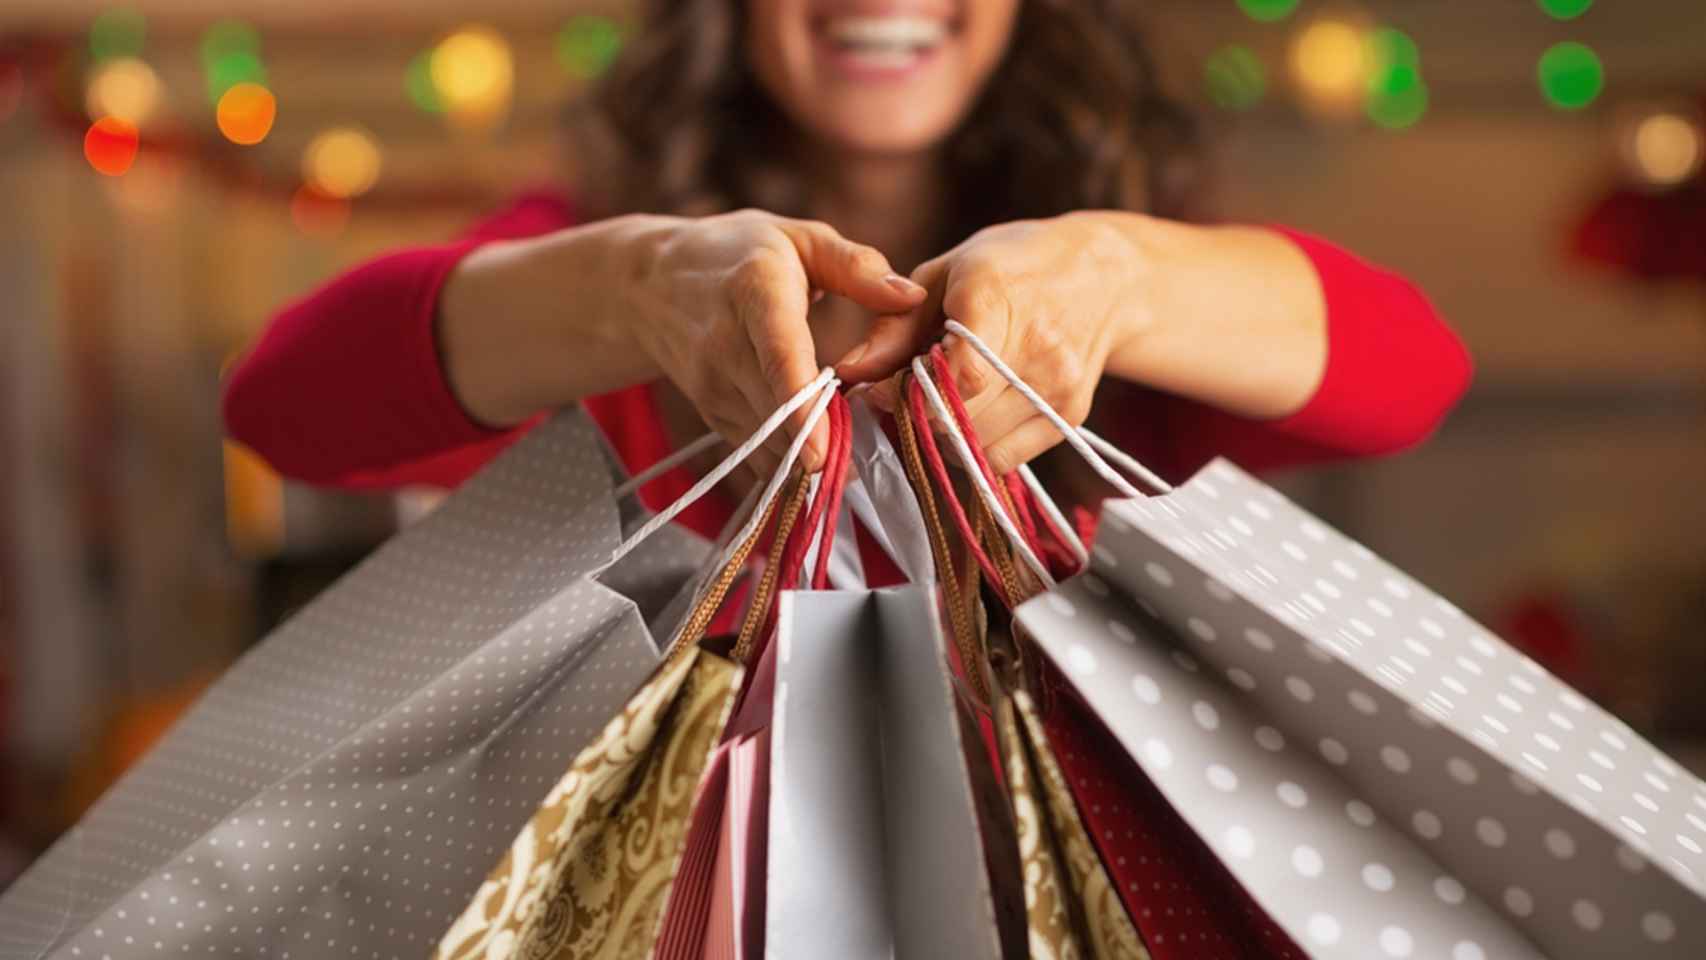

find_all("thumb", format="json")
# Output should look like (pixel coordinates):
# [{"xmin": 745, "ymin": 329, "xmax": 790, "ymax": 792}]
[
  {"xmin": 776, "ymin": 220, "xmax": 927, "ymax": 314},
  {"xmin": 833, "ymin": 254, "xmax": 950, "ymax": 383}
]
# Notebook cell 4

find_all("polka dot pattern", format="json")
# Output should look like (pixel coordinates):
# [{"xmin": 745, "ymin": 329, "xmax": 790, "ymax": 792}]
[
  {"xmin": 1021, "ymin": 458, "xmax": 1706, "ymax": 959},
  {"xmin": 0, "ymin": 413, "xmax": 699, "ymax": 958}
]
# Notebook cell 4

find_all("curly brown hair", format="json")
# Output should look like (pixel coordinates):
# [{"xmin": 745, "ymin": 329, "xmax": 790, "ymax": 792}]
[{"xmin": 570, "ymin": 0, "xmax": 1199, "ymax": 248}]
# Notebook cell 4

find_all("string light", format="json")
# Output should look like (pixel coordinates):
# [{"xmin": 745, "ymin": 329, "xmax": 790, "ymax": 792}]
[
  {"xmin": 430, "ymin": 25, "xmax": 514, "ymax": 128},
  {"xmin": 1237, "ymin": 0, "xmax": 1299, "ymax": 23},
  {"xmin": 84, "ymin": 116, "xmax": 139, "ymax": 176},
  {"xmin": 1538, "ymin": 41, "xmax": 1603, "ymax": 111},
  {"xmin": 303, "ymin": 126, "xmax": 382, "ymax": 199},
  {"xmin": 215, "ymin": 81, "xmax": 276, "ymax": 145},
  {"xmin": 86, "ymin": 57, "xmax": 161, "ymax": 127},
  {"xmin": 556, "ymin": 15, "xmax": 625, "ymax": 79},
  {"xmin": 406, "ymin": 50, "xmax": 445, "ymax": 113},
  {"xmin": 1290, "ymin": 18, "xmax": 1369, "ymax": 117},
  {"xmin": 1629, "ymin": 113, "xmax": 1703, "ymax": 187},
  {"xmin": 89, "ymin": 7, "xmax": 146, "ymax": 63},
  {"xmin": 1537, "ymin": 0, "xmax": 1593, "ymax": 20},
  {"xmin": 1204, "ymin": 45, "xmax": 1266, "ymax": 112},
  {"xmin": 1365, "ymin": 28, "xmax": 1426, "ymax": 130}
]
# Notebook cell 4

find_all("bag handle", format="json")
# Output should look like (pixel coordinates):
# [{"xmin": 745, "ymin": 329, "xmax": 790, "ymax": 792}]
[{"xmin": 942, "ymin": 319, "xmax": 1173, "ymax": 496}]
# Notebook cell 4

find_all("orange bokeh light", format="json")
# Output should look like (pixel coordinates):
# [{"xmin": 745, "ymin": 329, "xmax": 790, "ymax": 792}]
[
  {"xmin": 84, "ymin": 116, "xmax": 140, "ymax": 176},
  {"xmin": 290, "ymin": 184, "xmax": 350, "ymax": 236},
  {"xmin": 216, "ymin": 81, "xmax": 276, "ymax": 145}
]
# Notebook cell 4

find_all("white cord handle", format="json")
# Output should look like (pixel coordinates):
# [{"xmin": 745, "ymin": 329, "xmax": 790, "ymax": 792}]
[
  {"xmin": 602, "ymin": 368, "xmax": 838, "ymax": 571},
  {"xmin": 612, "ymin": 431, "xmax": 723, "ymax": 501},
  {"xmin": 942, "ymin": 319, "xmax": 1173, "ymax": 495},
  {"xmin": 910, "ymin": 356, "xmax": 1055, "ymax": 589},
  {"xmin": 1017, "ymin": 463, "xmax": 1089, "ymax": 566}
]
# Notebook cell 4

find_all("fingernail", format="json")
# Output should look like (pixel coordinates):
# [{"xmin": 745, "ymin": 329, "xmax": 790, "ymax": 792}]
[
  {"xmin": 810, "ymin": 287, "xmax": 826, "ymax": 304},
  {"xmin": 836, "ymin": 342, "xmax": 870, "ymax": 368},
  {"xmin": 884, "ymin": 273, "xmax": 925, "ymax": 297}
]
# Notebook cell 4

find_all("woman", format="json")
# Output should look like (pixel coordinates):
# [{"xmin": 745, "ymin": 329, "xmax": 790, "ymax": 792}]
[{"xmin": 223, "ymin": 0, "xmax": 1471, "ymax": 542}]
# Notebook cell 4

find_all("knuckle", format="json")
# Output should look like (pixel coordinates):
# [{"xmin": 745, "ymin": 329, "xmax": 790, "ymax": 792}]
[{"xmin": 956, "ymin": 358, "xmax": 994, "ymax": 397}]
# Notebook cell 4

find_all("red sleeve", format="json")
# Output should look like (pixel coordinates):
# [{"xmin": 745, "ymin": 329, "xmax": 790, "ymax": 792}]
[
  {"xmin": 1096, "ymin": 226, "xmax": 1472, "ymax": 482},
  {"xmin": 221, "ymin": 192, "xmax": 577, "ymax": 489}
]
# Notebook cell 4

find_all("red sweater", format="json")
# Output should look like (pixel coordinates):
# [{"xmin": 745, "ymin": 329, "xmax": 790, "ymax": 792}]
[{"xmin": 222, "ymin": 192, "xmax": 1470, "ymax": 541}]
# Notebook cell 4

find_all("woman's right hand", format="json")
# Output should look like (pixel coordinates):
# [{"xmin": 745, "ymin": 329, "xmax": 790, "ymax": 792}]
[{"xmin": 439, "ymin": 210, "xmax": 925, "ymax": 474}]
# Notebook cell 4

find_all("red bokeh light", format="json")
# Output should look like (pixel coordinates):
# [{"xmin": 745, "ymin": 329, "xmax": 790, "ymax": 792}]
[{"xmin": 84, "ymin": 115, "xmax": 140, "ymax": 176}]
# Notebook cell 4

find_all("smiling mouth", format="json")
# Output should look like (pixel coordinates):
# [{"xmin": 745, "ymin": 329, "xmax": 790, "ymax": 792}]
[{"xmin": 819, "ymin": 15, "xmax": 952, "ymax": 72}]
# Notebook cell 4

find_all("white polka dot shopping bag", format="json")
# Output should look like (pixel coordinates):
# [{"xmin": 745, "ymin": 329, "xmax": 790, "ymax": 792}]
[
  {"xmin": 1017, "ymin": 458, "xmax": 1706, "ymax": 960},
  {"xmin": 0, "ymin": 411, "xmax": 709, "ymax": 960}
]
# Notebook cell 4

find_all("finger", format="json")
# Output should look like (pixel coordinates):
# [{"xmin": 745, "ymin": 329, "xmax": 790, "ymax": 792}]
[
  {"xmin": 776, "ymin": 220, "xmax": 926, "ymax": 314},
  {"xmin": 727, "ymin": 252, "xmax": 829, "ymax": 471},
  {"xmin": 835, "ymin": 256, "xmax": 953, "ymax": 382},
  {"xmin": 938, "ymin": 268, "xmax": 1014, "ymax": 410},
  {"xmin": 983, "ymin": 415, "xmax": 1071, "ymax": 477},
  {"xmin": 966, "ymin": 387, "xmax": 1038, "ymax": 459}
]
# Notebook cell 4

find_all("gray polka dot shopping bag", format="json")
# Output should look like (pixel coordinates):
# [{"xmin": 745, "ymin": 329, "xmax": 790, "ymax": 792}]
[
  {"xmin": 0, "ymin": 411, "xmax": 718, "ymax": 959},
  {"xmin": 941, "ymin": 320, "xmax": 1706, "ymax": 959}
]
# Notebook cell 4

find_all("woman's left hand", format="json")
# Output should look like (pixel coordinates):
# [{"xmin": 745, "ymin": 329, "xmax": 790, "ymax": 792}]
[{"xmin": 837, "ymin": 212, "xmax": 1153, "ymax": 475}]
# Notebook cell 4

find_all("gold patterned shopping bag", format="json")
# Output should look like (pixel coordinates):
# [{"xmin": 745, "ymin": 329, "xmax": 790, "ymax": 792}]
[{"xmin": 436, "ymin": 472, "xmax": 809, "ymax": 960}]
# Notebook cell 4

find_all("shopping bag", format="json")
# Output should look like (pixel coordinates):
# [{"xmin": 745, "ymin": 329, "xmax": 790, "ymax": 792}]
[
  {"xmin": 1020, "ymin": 458, "xmax": 1706, "ymax": 959},
  {"xmin": 435, "ymin": 374, "xmax": 840, "ymax": 960},
  {"xmin": 0, "ymin": 410, "xmax": 711, "ymax": 960},
  {"xmin": 764, "ymin": 585, "xmax": 1025, "ymax": 959}
]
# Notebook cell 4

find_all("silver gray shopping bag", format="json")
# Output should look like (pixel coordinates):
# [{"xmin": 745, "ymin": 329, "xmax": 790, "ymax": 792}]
[
  {"xmin": 0, "ymin": 410, "xmax": 709, "ymax": 960},
  {"xmin": 1018, "ymin": 457, "xmax": 1706, "ymax": 960},
  {"xmin": 766, "ymin": 585, "xmax": 1024, "ymax": 959}
]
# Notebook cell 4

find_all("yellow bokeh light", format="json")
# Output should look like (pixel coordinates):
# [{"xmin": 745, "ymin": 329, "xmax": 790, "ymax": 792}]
[
  {"xmin": 303, "ymin": 126, "xmax": 382, "ymax": 198},
  {"xmin": 1290, "ymin": 19, "xmax": 1369, "ymax": 115},
  {"xmin": 430, "ymin": 25, "xmax": 513, "ymax": 124},
  {"xmin": 1631, "ymin": 113, "xmax": 1702, "ymax": 187},
  {"xmin": 86, "ymin": 56, "xmax": 162, "ymax": 126},
  {"xmin": 215, "ymin": 82, "xmax": 276, "ymax": 145}
]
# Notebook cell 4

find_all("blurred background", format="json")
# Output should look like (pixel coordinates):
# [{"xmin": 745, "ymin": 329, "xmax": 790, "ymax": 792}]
[{"xmin": 0, "ymin": 0, "xmax": 1703, "ymax": 883}]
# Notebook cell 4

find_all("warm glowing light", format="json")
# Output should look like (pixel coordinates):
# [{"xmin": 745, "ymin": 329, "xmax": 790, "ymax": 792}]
[
  {"xmin": 90, "ymin": 7, "xmax": 147, "ymax": 62},
  {"xmin": 1368, "ymin": 83, "xmax": 1428, "ymax": 130},
  {"xmin": 202, "ymin": 20, "xmax": 265, "ymax": 102},
  {"xmin": 1538, "ymin": 42, "xmax": 1603, "ymax": 111},
  {"xmin": 84, "ymin": 116, "xmax": 139, "ymax": 176},
  {"xmin": 1537, "ymin": 0, "xmax": 1593, "ymax": 20},
  {"xmin": 406, "ymin": 50, "xmax": 444, "ymax": 113},
  {"xmin": 1290, "ymin": 19, "xmax": 1369, "ymax": 115},
  {"xmin": 1237, "ymin": 0, "xmax": 1299, "ymax": 23},
  {"xmin": 1631, "ymin": 113, "xmax": 1703, "ymax": 187},
  {"xmin": 215, "ymin": 82, "xmax": 276, "ymax": 145},
  {"xmin": 86, "ymin": 56, "xmax": 161, "ymax": 126},
  {"xmin": 431, "ymin": 26, "xmax": 514, "ymax": 125},
  {"xmin": 290, "ymin": 184, "xmax": 351, "ymax": 237},
  {"xmin": 1204, "ymin": 45, "xmax": 1265, "ymax": 112},
  {"xmin": 303, "ymin": 126, "xmax": 382, "ymax": 199}
]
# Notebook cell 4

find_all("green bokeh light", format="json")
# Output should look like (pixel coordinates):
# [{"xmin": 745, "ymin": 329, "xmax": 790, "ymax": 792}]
[
  {"xmin": 1537, "ymin": 0, "xmax": 1593, "ymax": 21},
  {"xmin": 1538, "ymin": 41, "xmax": 1603, "ymax": 110},
  {"xmin": 202, "ymin": 20, "xmax": 265, "ymax": 102},
  {"xmin": 90, "ymin": 7, "xmax": 147, "ymax": 62},
  {"xmin": 406, "ymin": 50, "xmax": 444, "ymax": 113},
  {"xmin": 1204, "ymin": 45, "xmax": 1266, "ymax": 112},
  {"xmin": 1366, "ymin": 28, "xmax": 1421, "ymax": 100},
  {"xmin": 1368, "ymin": 83, "xmax": 1428, "ymax": 130},
  {"xmin": 556, "ymin": 15, "xmax": 625, "ymax": 79},
  {"xmin": 1235, "ymin": 0, "xmax": 1299, "ymax": 23}
]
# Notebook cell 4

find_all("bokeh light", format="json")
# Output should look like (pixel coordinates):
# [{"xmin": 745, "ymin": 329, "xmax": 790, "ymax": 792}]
[
  {"xmin": 406, "ymin": 50, "xmax": 445, "ymax": 113},
  {"xmin": 1204, "ymin": 45, "xmax": 1266, "ymax": 112},
  {"xmin": 556, "ymin": 15, "xmax": 624, "ymax": 79},
  {"xmin": 1538, "ymin": 42, "xmax": 1603, "ymax": 111},
  {"xmin": 202, "ymin": 20, "xmax": 265, "ymax": 103},
  {"xmin": 1368, "ymin": 83, "xmax": 1429, "ymax": 130},
  {"xmin": 290, "ymin": 184, "xmax": 350, "ymax": 237},
  {"xmin": 86, "ymin": 57, "xmax": 161, "ymax": 126},
  {"xmin": 1629, "ymin": 113, "xmax": 1703, "ymax": 187},
  {"xmin": 1537, "ymin": 0, "xmax": 1594, "ymax": 21},
  {"xmin": 1364, "ymin": 27, "xmax": 1424, "ymax": 128},
  {"xmin": 303, "ymin": 126, "xmax": 383, "ymax": 199},
  {"xmin": 1290, "ymin": 19, "xmax": 1369, "ymax": 115},
  {"xmin": 84, "ymin": 116, "xmax": 139, "ymax": 176},
  {"xmin": 1237, "ymin": 0, "xmax": 1300, "ymax": 23},
  {"xmin": 430, "ymin": 25, "xmax": 514, "ymax": 125},
  {"xmin": 90, "ymin": 7, "xmax": 147, "ymax": 63},
  {"xmin": 215, "ymin": 82, "xmax": 276, "ymax": 145}
]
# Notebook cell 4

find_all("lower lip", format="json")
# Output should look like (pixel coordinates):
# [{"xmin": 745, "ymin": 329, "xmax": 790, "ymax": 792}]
[{"xmin": 815, "ymin": 36, "xmax": 947, "ymax": 81}]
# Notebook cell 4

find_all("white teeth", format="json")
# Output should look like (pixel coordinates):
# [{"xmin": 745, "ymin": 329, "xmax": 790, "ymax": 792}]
[{"xmin": 826, "ymin": 16, "xmax": 947, "ymax": 52}]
